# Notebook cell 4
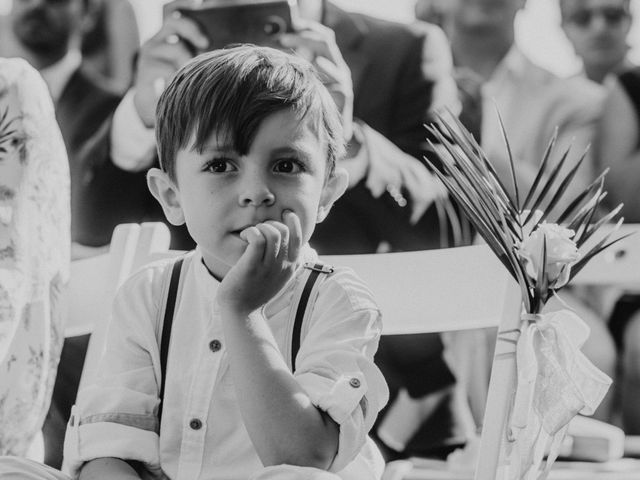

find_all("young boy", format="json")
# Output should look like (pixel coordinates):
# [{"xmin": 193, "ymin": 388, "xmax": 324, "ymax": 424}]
[{"xmin": 46, "ymin": 45, "xmax": 385, "ymax": 480}]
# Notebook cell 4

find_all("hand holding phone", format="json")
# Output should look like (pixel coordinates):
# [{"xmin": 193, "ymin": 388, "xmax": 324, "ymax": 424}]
[
  {"xmin": 279, "ymin": 21, "xmax": 354, "ymax": 141},
  {"xmin": 134, "ymin": 2, "xmax": 209, "ymax": 127}
]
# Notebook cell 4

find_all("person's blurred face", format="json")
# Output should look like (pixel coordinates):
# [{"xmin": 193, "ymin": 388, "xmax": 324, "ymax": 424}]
[
  {"xmin": 451, "ymin": 0, "xmax": 526, "ymax": 33},
  {"xmin": 561, "ymin": 0, "xmax": 631, "ymax": 73},
  {"xmin": 10, "ymin": 0, "xmax": 86, "ymax": 57}
]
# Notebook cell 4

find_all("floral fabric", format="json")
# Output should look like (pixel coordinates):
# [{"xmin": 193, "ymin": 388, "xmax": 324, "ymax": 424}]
[{"xmin": 0, "ymin": 58, "xmax": 70, "ymax": 455}]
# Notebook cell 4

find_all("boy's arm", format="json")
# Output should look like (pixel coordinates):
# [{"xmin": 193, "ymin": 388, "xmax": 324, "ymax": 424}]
[
  {"xmin": 78, "ymin": 458, "xmax": 142, "ymax": 480},
  {"xmin": 222, "ymin": 307, "xmax": 340, "ymax": 469},
  {"xmin": 217, "ymin": 213, "xmax": 339, "ymax": 468}
]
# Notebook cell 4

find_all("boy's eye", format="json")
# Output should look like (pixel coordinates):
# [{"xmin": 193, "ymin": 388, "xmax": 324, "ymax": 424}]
[
  {"xmin": 273, "ymin": 159, "xmax": 303, "ymax": 174},
  {"xmin": 205, "ymin": 159, "xmax": 236, "ymax": 173}
]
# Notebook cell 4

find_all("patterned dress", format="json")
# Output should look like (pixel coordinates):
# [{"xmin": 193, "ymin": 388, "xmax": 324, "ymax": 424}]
[{"xmin": 0, "ymin": 58, "xmax": 70, "ymax": 455}]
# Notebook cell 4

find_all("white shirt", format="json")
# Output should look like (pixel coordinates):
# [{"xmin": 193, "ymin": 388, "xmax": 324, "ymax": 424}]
[
  {"xmin": 40, "ymin": 49, "xmax": 82, "ymax": 104},
  {"xmin": 63, "ymin": 248, "xmax": 388, "ymax": 480},
  {"xmin": 481, "ymin": 46, "xmax": 605, "ymax": 202}
]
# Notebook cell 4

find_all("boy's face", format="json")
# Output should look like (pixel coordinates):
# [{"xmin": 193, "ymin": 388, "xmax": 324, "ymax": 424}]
[{"xmin": 150, "ymin": 107, "xmax": 346, "ymax": 279}]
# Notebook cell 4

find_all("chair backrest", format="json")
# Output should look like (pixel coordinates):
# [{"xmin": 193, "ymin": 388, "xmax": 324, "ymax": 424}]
[
  {"xmin": 572, "ymin": 224, "xmax": 640, "ymax": 288},
  {"xmin": 69, "ymin": 222, "xmax": 172, "ymax": 384},
  {"xmin": 67, "ymin": 224, "xmax": 139, "ymax": 338}
]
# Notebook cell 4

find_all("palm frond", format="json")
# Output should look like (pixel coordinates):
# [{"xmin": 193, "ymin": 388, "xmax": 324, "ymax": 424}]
[
  {"xmin": 426, "ymin": 113, "xmax": 626, "ymax": 313},
  {"xmin": 496, "ymin": 108, "xmax": 521, "ymax": 211},
  {"xmin": 522, "ymin": 128, "xmax": 558, "ymax": 211},
  {"xmin": 523, "ymin": 145, "xmax": 573, "ymax": 226}
]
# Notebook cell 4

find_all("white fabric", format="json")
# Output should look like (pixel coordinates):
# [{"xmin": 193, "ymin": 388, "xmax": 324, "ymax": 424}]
[
  {"xmin": 506, "ymin": 309, "xmax": 612, "ymax": 480},
  {"xmin": 481, "ymin": 46, "xmax": 605, "ymax": 205},
  {"xmin": 110, "ymin": 89, "xmax": 157, "ymax": 171},
  {"xmin": 39, "ymin": 49, "xmax": 81, "ymax": 103},
  {"xmin": 0, "ymin": 58, "xmax": 70, "ymax": 455},
  {"xmin": 249, "ymin": 465, "xmax": 341, "ymax": 480},
  {"xmin": 63, "ymin": 247, "xmax": 388, "ymax": 480}
]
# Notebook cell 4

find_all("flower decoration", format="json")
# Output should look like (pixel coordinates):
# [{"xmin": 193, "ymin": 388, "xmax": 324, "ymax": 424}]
[
  {"xmin": 425, "ymin": 112, "xmax": 630, "ymax": 314},
  {"xmin": 425, "ymin": 112, "xmax": 633, "ymax": 480}
]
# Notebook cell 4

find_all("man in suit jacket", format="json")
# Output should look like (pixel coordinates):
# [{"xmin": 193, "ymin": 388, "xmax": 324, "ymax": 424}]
[{"xmin": 310, "ymin": 2, "xmax": 456, "ymax": 254}]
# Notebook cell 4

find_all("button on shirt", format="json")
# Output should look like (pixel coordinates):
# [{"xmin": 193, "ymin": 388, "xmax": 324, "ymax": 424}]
[{"xmin": 64, "ymin": 247, "xmax": 388, "ymax": 480}]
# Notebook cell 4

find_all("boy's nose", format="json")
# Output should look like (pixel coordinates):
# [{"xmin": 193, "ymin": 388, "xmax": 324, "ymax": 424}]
[{"xmin": 238, "ymin": 178, "xmax": 276, "ymax": 207}]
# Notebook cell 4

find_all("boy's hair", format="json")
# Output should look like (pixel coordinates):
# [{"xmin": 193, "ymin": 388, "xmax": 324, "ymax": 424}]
[{"xmin": 156, "ymin": 45, "xmax": 346, "ymax": 182}]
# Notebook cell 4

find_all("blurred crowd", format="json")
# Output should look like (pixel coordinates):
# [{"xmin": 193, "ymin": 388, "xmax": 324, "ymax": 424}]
[{"xmin": 1, "ymin": 0, "xmax": 640, "ymax": 473}]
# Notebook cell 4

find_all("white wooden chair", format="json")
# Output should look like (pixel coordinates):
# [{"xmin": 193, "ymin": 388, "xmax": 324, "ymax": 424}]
[
  {"xmin": 129, "ymin": 223, "xmax": 522, "ymax": 480},
  {"xmin": 28, "ymin": 224, "xmax": 168, "ymax": 462},
  {"xmin": 98, "ymin": 222, "xmax": 640, "ymax": 480},
  {"xmin": 69, "ymin": 222, "xmax": 172, "ymax": 384}
]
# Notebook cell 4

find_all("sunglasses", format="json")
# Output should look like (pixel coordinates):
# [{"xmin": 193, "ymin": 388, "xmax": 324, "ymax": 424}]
[{"xmin": 568, "ymin": 6, "xmax": 630, "ymax": 28}]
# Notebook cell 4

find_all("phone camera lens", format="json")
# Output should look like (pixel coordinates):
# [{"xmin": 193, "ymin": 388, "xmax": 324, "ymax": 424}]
[{"xmin": 264, "ymin": 15, "xmax": 285, "ymax": 35}]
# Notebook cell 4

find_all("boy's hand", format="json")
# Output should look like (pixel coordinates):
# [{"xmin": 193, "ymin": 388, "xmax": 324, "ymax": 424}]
[
  {"xmin": 217, "ymin": 210, "xmax": 303, "ymax": 317},
  {"xmin": 133, "ymin": 2, "xmax": 209, "ymax": 127}
]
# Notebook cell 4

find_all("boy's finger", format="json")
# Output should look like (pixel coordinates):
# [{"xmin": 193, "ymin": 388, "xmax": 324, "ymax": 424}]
[
  {"xmin": 239, "ymin": 226, "xmax": 266, "ymax": 266},
  {"xmin": 283, "ymin": 211, "xmax": 302, "ymax": 263},
  {"xmin": 254, "ymin": 223, "xmax": 282, "ymax": 266},
  {"xmin": 264, "ymin": 220, "xmax": 290, "ymax": 261}
]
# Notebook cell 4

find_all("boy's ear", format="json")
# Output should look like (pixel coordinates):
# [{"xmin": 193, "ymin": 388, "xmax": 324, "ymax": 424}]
[
  {"xmin": 147, "ymin": 168, "xmax": 186, "ymax": 226},
  {"xmin": 316, "ymin": 166, "xmax": 349, "ymax": 223}
]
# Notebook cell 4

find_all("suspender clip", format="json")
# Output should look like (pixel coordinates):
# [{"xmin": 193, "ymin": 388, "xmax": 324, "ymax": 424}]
[{"xmin": 303, "ymin": 262, "xmax": 334, "ymax": 274}]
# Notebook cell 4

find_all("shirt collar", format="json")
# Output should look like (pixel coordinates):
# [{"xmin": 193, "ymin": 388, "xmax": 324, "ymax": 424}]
[{"xmin": 40, "ymin": 49, "xmax": 81, "ymax": 103}]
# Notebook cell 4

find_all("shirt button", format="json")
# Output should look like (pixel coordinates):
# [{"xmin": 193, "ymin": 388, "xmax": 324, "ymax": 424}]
[
  {"xmin": 189, "ymin": 418, "xmax": 202, "ymax": 430},
  {"xmin": 209, "ymin": 339, "xmax": 222, "ymax": 352},
  {"xmin": 349, "ymin": 378, "xmax": 361, "ymax": 388}
]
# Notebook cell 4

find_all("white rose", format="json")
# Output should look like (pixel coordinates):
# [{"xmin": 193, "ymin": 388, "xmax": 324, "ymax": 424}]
[{"xmin": 518, "ymin": 222, "xmax": 580, "ymax": 289}]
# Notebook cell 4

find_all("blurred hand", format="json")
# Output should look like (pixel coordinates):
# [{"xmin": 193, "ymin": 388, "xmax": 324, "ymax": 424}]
[
  {"xmin": 217, "ymin": 210, "xmax": 302, "ymax": 317},
  {"xmin": 363, "ymin": 125, "xmax": 449, "ymax": 224},
  {"xmin": 133, "ymin": 1, "xmax": 209, "ymax": 128},
  {"xmin": 279, "ymin": 20, "xmax": 354, "ymax": 140}
]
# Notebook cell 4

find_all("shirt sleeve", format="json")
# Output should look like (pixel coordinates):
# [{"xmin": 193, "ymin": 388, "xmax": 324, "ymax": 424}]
[
  {"xmin": 62, "ymin": 264, "xmax": 167, "ymax": 479},
  {"xmin": 109, "ymin": 89, "xmax": 157, "ymax": 171},
  {"xmin": 293, "ymin": 268, "xmax": 389, "ymax": 472}
]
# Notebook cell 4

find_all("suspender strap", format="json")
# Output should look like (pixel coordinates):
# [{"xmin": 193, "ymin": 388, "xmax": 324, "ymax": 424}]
[
  {"xmin": 158, "ymin": 257, "xmax": 184, "ymax": 425},
  {"xmin": 291, "ymin": 262, "xmax": 333, "ymax": 372}
]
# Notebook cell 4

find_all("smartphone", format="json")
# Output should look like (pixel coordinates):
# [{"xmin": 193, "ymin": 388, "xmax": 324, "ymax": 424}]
[{"xmin": 176, "ymin": 0, "xmax": 297, "ymax": 51}]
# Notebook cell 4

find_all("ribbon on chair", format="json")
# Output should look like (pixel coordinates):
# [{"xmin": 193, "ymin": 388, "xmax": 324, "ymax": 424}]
[{"xmin": 505, "ymin": 309, "xmax": 612, "ymax": 480}]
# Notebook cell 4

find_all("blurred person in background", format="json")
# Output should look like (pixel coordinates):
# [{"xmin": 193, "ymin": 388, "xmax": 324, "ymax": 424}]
[
  {"xmin": 560, "ymin": 0, "xmax": 634, "ymax": 85},
  {"xmin": 81, "ymin": 0, "xmax": 140, "ymax": 93},
  {"xmin": 0, "ymin": 58, "xmax": 70, "ymax": 457},
  {"xmin": 593, "ymin": 3, "xmax": 640, "ymax": 432},
  {"xmin": 0, "ymin": 0, "xmax": 121, "ymax": 467},
  {"xmin": 413, "ymin": 0, "xmax": 616, "ymax": 431},
  {"xmin": 0, "ymin": 0, "xmax": 121, "ymax": 243}
]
